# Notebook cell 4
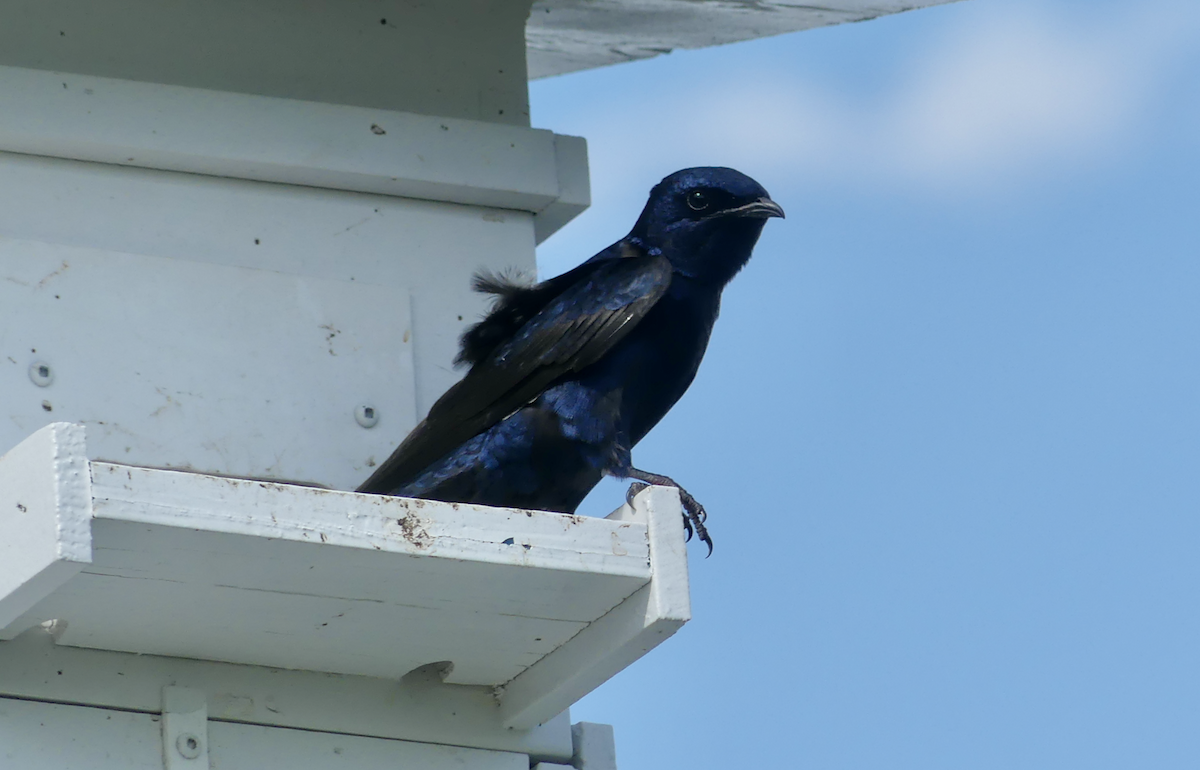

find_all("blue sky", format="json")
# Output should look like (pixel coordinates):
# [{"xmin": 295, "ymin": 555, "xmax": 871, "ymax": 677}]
[{"xmin": 530, "ymin": 1, "xmax": 1199, "ymax": 767}]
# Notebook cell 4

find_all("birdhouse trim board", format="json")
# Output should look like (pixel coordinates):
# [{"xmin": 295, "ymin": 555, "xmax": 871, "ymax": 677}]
[
  {"xmin": 0, "ymin": 64, "xmax": 589, "ymax": 235},
  {"xmin": 0, "ymin": 694, "xmax": 534, "ymax": 770},
  {"xmin": 0, "ymin": 630, "xmax": 574, "ymax": 760}
]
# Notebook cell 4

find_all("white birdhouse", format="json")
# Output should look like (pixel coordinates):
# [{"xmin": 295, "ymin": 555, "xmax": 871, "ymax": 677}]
[{"xmin": 0, "ymin": 1, "xmax": 955, "ymax": 767}]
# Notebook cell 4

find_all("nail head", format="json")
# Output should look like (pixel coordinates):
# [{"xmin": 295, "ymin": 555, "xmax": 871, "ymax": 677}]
[
  {"xmin": 29, "ymin": 361, "xmax": 54, "ymax": 387},
  {"xmin": 355, "ymin": 405, "xmax": 379, "ymax": 428}
]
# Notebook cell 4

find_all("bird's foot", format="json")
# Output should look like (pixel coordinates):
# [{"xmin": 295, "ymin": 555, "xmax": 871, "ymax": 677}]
[
  {"xmin": 625, "ymin": 481, "xmax": 651, "ymax": 506},
  {"xmin": 624, "ymin": 469, "xmax": 712, "ymax": 557}
]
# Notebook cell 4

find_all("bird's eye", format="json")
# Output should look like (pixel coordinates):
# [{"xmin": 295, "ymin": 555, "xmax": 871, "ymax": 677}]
[{"xmin": 686, "ymin": 190, "xmax": 710, "ymax": 212}]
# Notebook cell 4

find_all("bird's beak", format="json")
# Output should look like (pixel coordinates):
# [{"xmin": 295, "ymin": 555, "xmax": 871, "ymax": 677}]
[{"xmin": 724, "ymin": 197, "xmax": 786, "ymax": 220}]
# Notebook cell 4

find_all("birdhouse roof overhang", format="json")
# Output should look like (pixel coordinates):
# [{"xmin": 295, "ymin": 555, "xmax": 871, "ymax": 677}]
[
  {"xmin": 4, "ymin": 0, "xmax": 959, "ymax": 124},
  {"xmin": 527, "ymin": 0, "xmax": 961, "ymax": 78}
]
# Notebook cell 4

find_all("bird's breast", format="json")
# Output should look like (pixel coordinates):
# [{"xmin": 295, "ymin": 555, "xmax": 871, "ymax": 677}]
[{"xmin": 577, "ymin": 287, "xmax": 720, "ymax": 447}]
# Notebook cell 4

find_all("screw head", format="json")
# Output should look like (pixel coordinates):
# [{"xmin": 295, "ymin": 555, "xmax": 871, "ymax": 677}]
[
  {"xmin": 354, "ymin": 404, "xmax": 379, "ymax": 429},
  {"xmin": 29, "ymin": 361, "xmax": 53, "ymax": 387},
  {"xmin": 175, "ymin": 732, "xmax": 203, "ymax": 759}
]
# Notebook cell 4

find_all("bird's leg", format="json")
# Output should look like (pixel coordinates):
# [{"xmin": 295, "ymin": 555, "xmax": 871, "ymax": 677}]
[{"xmin": 624, "ymin": 468, "xmax": 712, "ymax": 556}]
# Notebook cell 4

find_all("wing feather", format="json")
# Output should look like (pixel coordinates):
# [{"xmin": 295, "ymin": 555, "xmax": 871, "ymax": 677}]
[{"xmin": 357, "ymin": 253, "xmax": 673, "ymax": 494}]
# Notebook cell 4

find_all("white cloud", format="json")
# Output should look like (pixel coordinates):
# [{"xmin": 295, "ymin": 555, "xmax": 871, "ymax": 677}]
[{"xmin": 879, "ymin": 6, "xmax": 1178, "ymax": 184}]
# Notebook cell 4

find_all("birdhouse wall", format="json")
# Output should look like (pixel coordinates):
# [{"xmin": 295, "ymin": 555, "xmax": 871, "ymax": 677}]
[{"xmin": 0, "ymin": 63, "xmax": 588, "ymax": 491}]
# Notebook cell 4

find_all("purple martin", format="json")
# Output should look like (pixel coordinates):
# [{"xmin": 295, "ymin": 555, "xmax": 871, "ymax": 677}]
[{"xmin": 358, "ymin": 167, "xmax": 783, "ymax": 554}]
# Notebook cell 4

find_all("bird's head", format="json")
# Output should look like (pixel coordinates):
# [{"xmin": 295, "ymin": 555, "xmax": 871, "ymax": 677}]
[{"xmin": 629, "ymin": 167, "xmax": 784, "ymax": 286}]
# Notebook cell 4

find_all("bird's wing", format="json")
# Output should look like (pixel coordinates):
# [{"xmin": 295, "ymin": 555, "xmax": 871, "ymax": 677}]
[
  {"xmin": 457, "ymin": 240, "xmax": 645, "ymax": 367},
  {"xmin": 357, "ymin": 252, "xmax": 673, "ymax": 494}
]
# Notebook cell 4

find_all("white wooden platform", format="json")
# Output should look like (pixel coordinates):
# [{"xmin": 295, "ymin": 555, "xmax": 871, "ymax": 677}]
[{"xmin": 0, "ymin": 423, "xmax": 691, "ymax": 735}]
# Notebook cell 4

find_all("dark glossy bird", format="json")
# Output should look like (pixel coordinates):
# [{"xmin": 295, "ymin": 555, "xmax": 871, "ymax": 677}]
[{"xmin": 358, "ymin": 167, "xmax": 783, "ymax": 554}]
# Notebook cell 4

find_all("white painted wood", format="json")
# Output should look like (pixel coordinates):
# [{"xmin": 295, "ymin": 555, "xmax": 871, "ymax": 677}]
[
  {"xmin": 162, "ymin": 687, "xmax": 210, "ymax": 770},
  {"xmin": 0, "ymin": 61, "xmax": 587, "ymax": 485},
  {"xmin": 0, "ymin": 423, "xmax": 91, "ymax": 629},
  {"xmin": 0, "ymin": 0, "xmax": 533, "ymax": 125},
  {"xmin": 0, "ymin": 630, "xmax": 573, "ymax": 762},
  {"xmin": 571, "ymin": 722, "xmax": 618, "ymax": 770},
  {"xmin": 0, "ymin": 696, "xmax": 163, "ymax": 770},
  {"xmin": 0, "ymin": 0, "xmax": 961, "ymax": 94},
  {"xmin": 0, "ymin": 425, "xmax": 691, "ymax": 745},
  {"xmin": 89, "ymin": 463, "xmax": 650, "ymax": 580},
  {"xmin": 0, "ymin": 239, "xmax": 416, "ymax": 492},
  {"xmin": 0, "ymin": 695, "xmax": 530, "ymax": 770},
  {"xmin": 0, "ymin": 64, "xmax": 586, "ymax": 226},
  {"xmin": 208, "ymin": 720, "xmax": 527, "ymax": 770},
  {"xmin": 0, "ymin": 457, "xmax": 650, "ymax": 684},
  {"xmin": 526, "ymin": 0, "xmax": 960, "ymax": 78},
  {"xmin": 535, "ymin": 134, "xmax": 592, "ymax": 245},
  {"xmin": 0, "ymin": 150, "xmax": 535, "ymax": 425},
  {"xmin": 0, "ymin": 426, "xmax": 693, "ymax": 718},
  {"xmin": 637, "ymin": 484, "xmax": 693, "ymax": 624},
  {"xmin": 0, "ymin": 65, "xmax": 587, "ymax": 480},
  {"xmin": 498, "ymin": 486, "xmax": 691, "ymax": 728}
]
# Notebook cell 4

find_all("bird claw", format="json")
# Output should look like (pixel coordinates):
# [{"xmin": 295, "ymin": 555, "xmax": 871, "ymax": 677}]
[
  {"xmin": 678, "ymin": 490, "xmax": 713, "ymax": 557},
  {"xmin": 624, "ymin": 481, "xmax": 651, "ymax": 506},
  {"xmin": 623, "ymin": 470, "xmax": 713, "ymax": 557}
]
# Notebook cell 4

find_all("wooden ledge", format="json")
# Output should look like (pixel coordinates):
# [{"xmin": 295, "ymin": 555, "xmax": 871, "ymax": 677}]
[{"xmin": 0, "ymin": 423, "xmax": 690, "ymax": 729}]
